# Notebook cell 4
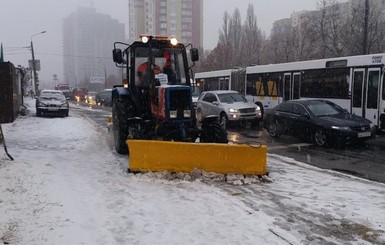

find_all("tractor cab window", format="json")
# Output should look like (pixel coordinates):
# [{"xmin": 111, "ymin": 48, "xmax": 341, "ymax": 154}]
[{"xmin": 134, "ymin": 47, "xmax": 186, "ymax": 86}]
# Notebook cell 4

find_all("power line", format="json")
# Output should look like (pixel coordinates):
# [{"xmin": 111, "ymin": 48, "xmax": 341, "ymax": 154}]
[{"xmin": 4, "ymin": 51, "xmax": 113, "ymax": 60}]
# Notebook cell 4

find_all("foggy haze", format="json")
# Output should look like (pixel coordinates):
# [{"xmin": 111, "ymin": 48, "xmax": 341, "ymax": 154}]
[{"xmin": 0, "ymin": 0, "xmax": 318, "ymax": 86}]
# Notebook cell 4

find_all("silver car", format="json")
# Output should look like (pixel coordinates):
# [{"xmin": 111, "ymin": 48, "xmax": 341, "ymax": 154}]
[
  {"xmin": 35, "ymin": 89, "xmax": 69, "ymax": 117},
  {"xmin": 196, "ymin": 90, "xmax": 262, "ymax": 129}
]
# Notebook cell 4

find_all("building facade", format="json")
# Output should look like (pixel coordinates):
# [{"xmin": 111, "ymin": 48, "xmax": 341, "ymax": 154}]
[
  {"xmin": 63, "ymin": 7, "xmax": 125, "ymax": 90},
  {"xmin": 128, "ymin": 0, "xmax": 203, "ymax": 48}
]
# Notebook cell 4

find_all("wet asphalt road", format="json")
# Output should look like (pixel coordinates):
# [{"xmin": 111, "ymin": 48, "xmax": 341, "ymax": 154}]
[
  {"xmin": 227, "ymin": 126, "xmax": 385, "ymax": 184},
  {"xmin": 70, "ymin": 101, "xmax": 385, "ymax": 184}
]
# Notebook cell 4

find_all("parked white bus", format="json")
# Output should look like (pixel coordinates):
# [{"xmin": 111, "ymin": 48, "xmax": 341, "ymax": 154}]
[{"xmin": 195, "ymin": 53, "xmax": 385, "ymax": 131}]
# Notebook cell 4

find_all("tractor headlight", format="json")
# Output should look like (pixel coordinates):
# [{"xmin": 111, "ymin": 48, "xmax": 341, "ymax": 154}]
[
  {"xmin": 170, "ymin": 110, "xmax": 177, "ymax": 118},
  {"xmin": 183, "ymin": 110, "xmax": 191, "ymax": 118},
  {"xmin": 170, "ymin": 37, "xmax": 178, "ymax": 45},
  {"xmin": 141, "ymin": 36, "xmax": 149, "ymax": 43}
]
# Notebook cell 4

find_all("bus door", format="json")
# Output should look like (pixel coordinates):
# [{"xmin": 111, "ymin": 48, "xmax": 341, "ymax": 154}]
[
  {"xmin": 365, "ymin": 68, "xmax": 381, "ymax": 125},
  {"xmin": 293, "ymin": 72, "xmax": 301, "ymax": 100},
  {"xmin": 283, "ymin": 72, "xmax": 301, "ymax": 101},
  {"xmin": 352, "ymin": 69, "xmax": 365, "ymax": 117}
]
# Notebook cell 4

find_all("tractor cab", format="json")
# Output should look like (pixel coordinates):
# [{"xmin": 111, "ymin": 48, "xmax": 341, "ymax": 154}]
[{"xmin": 113, "ymin": 35, "xmax": 199, "ymax": 89}]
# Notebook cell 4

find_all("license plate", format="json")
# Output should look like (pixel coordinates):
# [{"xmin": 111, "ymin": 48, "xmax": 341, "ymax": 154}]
[
  {"xmin": 48, "ymin": 108, "xmax": 59, "ymax": 111},
  {"xmin": 358, "ymin": 131, "xmax": 371, "ymax": 138}
]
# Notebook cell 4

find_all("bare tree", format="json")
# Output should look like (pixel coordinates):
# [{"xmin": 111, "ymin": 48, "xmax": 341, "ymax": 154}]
[
  {"xmin": 313, "ymin": 0, "xmax": 351, "ymax": 58},
  {"xmin": 218, "ymin": 11, "xmax": 231, "ymax": 45},
  {"xmin": 228, "ymin": 8, "xmax": 243, "ymax": 66},
  {"xmin": 200, "ymin": 43, "xmax": 233, "ymax": 71},
  {"xmin": 350, "ymin": 0, "xmax": 385, "ymax": 54},
  {"xmin": 240, "ymin": 4, "xmax": 263, "ymax": 66}
]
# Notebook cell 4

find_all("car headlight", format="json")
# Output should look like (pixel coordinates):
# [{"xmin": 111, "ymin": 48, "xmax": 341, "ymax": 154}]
[
  {"xmin": 183, "ymin": 110, "xmax": 191, "ymax": 118},
  {"xmin": 61, "ymin": 102, "xmax": 69, "ymax": 107},
  {"xmin": 228, "ymin": 108, "xmax": 238, "ymax": 113},
  {"xmin": 370, "ymin": 123, "xmax": 375, "ymax": 129},
  {"xmin": 331, "ymin": 126, "xmax": 351, "ymax": 131},
  {"xmin": 255, "ymin": 106, "xmax": 260, "ymax": 112},
  {"xmin": 38, "ymin": 102, "xmax": 46, "ymax": 107},
  {"xmin": 170, "ymin": 110, "xmax": 177, "ymax": 118}
]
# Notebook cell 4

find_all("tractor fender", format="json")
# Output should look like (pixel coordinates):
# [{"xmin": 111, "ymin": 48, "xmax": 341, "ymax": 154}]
[
  {"xmin": 112, "ymin": 86, "xmax": 129, "ymax": 99},
  {"xmin": 201, "ymin": 115, "xmax": 218, "ymax": 124}
]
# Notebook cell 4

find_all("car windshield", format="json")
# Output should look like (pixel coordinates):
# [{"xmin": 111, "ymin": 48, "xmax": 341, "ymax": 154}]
[
  {"xmin": 307, "ymin": 102, "xmax": 343, "ymax": 117},
  {"xmin": 218, "ymin": 93, "xmax": 246, "ymax": 103},
  {"xmin": 40, "ymin": 92, "xmax": 65, "ymax": 100}
]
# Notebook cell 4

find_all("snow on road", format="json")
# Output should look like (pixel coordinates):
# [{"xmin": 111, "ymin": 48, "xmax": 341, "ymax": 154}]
[{"xmin": 0, "ymin": 98, "xmax": 384, "ymax": 245}]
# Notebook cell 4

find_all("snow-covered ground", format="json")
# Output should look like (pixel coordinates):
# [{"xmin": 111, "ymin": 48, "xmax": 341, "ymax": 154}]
[{"xmin": 1, "ymin": 98, "xmax": 384, "ymax": 245}]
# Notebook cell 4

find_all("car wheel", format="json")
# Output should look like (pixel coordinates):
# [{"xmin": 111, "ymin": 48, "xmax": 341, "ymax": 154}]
[
  {"xmin": 36, "ymin": 109, "xmax": 42, "ymax": 117},
  {"xmin": 268, "ymin": 123, "xmax": 280, "ymax": 138},
  {"xmin": 219, "ymin": 113, "xmax": 228, "ymax": 130},
  {"xmin": 313, "ymin": 128, "xmax": 327, "ymax": 146}
]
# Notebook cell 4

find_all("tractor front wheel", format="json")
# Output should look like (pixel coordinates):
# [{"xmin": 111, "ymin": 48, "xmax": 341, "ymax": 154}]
[
  {"xmin": 200, "ymin": 121, "xmax": 228, "ymax": 143},
  {"xmin": 112, "ymin": 97, "xmax": 129, "ymax": 154}
]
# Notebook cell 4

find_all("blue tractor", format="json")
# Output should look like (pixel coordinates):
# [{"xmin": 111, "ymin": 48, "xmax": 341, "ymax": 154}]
[{"xmin": 112, "ymin": 35, "xmax": 228, "ymax": 155}]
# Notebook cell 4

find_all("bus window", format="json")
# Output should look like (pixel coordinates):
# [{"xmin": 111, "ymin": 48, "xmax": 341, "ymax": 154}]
[
  {"xmin": 301, "ymin": 69, "xmax": 325, "ymax": 98},
  {"xmin": 268, "ymin": 80, "xmax": 276, "ymax": 96},
  {"xmin": 246, "ymin": 79, "xmax": 255, "ymax": 96},
  {"xmin": 256, "ymin": 80, "xmax": 263, "ymax": 96},
  {"xmin": 269, "ymin": 72, "xmax": 283, "ymax": 97},
  {"xmin": 324, "ymin": 68, "xmax": 350, "ymax": 98}
]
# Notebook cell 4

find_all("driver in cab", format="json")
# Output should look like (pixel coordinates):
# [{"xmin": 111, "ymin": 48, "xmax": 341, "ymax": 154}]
[{"xmin": 136, "ymin": 58, "xmax": 162, "ymax": 87}]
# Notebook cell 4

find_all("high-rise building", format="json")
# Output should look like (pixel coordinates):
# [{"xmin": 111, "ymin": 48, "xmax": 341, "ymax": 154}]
[
  {"xmin": 63, "ymin": 7, "xmax": 125, "ymax": 89},
  {"xmin": 129, "ymin": 0, "xmax": 203, "ymax": 48}
]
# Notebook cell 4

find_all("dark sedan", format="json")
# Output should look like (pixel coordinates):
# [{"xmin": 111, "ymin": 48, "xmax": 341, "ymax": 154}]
[{"xmin": 263, "ymin": 99, "xmax": 375, "ymax": 146}]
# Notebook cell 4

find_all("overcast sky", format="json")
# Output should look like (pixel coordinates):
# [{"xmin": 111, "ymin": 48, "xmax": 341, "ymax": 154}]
[{"xmin": 0, "ymin": 0, "xmax": 319, "ymax": 84}]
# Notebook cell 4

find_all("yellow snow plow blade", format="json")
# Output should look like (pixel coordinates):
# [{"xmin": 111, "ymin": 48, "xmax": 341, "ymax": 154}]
[{"xmin": 127, "ymin": 140, "xmax": 267, "ymax": 175}]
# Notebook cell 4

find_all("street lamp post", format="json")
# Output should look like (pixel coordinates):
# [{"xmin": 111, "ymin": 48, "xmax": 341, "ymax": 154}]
[{"xmin": 31, "ymin": 31, "xmax": 46, "ymax": 95}]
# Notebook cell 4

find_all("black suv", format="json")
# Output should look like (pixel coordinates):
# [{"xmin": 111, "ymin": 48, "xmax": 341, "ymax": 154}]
[{"xmin": 96, "ymin": 89, "xmax": 112, "ymax": 106}]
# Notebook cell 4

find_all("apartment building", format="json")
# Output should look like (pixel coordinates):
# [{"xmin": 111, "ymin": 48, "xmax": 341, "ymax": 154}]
[
  {"xmin": 63, "ymin": 7, "xmax": 125, "ymax": 88},
  {"xmin": 128, "ymin": 0, "xmax": 203, "ymax": 48}
]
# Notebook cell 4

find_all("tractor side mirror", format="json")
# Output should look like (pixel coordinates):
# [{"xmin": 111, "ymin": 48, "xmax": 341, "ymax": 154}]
[
  {"xmin": 112, "ymin": 48, "xmax": 124, "ymax": 64},
  {"xmin": 190, "ymin": 48, "xmax": 199, "ymax": 62}
]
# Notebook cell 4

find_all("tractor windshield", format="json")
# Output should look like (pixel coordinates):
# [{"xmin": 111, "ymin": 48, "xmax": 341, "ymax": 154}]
[{"xmin": 134, "ymin": 47, "xmax": 187, "ymax": 86}]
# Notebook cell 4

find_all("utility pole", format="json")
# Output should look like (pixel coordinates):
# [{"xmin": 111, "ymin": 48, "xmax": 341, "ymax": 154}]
[
  {"xmin": 30, "ymin": 31, "xmax": 47, "ymax": 95},
  {"xmin": 363, "ymin": 0, "xmax": 369, "ymax": 55},
  {"xmin": 30, "ymin": 41, "xmax": 38, "ymax": 94}
]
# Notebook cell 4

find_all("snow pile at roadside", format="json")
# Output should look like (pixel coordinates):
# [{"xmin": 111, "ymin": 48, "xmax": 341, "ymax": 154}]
[{"xmin": 133, "ymin": 169, "xmax": 272, "ymax": 185}]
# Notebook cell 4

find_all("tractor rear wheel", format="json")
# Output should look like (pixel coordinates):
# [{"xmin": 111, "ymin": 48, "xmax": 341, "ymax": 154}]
[
  {"xmin": 112, "ymin": 97, "xmax": 129, "ymax": 154},
  {"xmin": 200, "ymin": 121, "xmax": 228, "ymax": 143}
]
